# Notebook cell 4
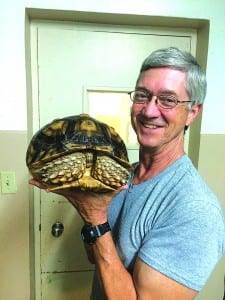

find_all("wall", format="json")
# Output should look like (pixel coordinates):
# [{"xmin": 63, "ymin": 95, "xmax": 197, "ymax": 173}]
[
  {"xmin": 0, "ymin": 131, "xmax": 30, "ymax": 300},
  {"xmin": 0, "ymin": 0, "xmax": 224, "ymax": 299}
]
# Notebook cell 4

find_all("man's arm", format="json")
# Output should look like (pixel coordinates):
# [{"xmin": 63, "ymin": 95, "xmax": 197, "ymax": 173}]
[
  {"xmin": 91, "ymin": 231, "xmax": 137, "ymax": 299},
  {"xmin": 89, "ymin": 232, "xmax": 197, "ymax": 300},
  {"xmin": 133, "ymin": 258, "xmax": 197, "ymax": 300}
]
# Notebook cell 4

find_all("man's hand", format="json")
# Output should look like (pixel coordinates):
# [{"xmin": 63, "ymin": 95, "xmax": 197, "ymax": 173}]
[{"xmin": 29, "ymin": 178, "xmax": 120, "ymax": 225}]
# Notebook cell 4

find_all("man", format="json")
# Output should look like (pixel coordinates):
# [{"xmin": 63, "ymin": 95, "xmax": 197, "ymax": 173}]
[{"xmin": 30, "ymin": 47, "xmax": 225, "ymax": 299}]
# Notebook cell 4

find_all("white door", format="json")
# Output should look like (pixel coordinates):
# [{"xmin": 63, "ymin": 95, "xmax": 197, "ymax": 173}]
[{"xmin": 30, "ymin": 20, "xmax": 197, "ymax": 300}]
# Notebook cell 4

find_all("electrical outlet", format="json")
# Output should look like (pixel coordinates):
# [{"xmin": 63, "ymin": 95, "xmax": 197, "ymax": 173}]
[{"xmin": 0, "ymin": 171, "xmax": 17, "ymax": 194}]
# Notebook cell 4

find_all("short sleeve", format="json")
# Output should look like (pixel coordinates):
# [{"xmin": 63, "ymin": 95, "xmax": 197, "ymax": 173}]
[{"xmin": 138, "ymin": 199, "xmax": 225, "ymax": 291}]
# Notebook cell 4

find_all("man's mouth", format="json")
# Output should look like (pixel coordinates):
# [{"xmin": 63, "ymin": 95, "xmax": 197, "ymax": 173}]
[{"xmin": 143, "ymin": 124, "xmax": 158, "ymax": 129}]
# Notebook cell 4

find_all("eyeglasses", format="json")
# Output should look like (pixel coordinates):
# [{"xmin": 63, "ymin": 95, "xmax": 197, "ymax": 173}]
[{"xmin": 128, "ymin": 90, "xmax": 193, "ymax": 109}]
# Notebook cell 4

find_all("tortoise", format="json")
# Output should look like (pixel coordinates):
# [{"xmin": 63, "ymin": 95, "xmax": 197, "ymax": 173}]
[{"xmin": 26, "ymin": 114, "xmax": 132, "ymax": 192}]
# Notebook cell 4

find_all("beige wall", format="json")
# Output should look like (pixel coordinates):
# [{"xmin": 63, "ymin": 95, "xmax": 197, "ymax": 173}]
[
  {"xmin": 198, "ymin": 134, "xmax": 225, "ymax": 214},
  {"xmin": 197, "ymin": 134, "xmax": 225, "ymax": 299},
  {"xmin": 0, "ymin": 1, "xmax": 225, "ymax": 299},
  {"xmin": 0, "ymin": 131, "xmax": 30, "ymax": 300}
]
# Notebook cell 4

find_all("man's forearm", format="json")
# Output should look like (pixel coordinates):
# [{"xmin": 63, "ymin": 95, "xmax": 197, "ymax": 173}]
[{"xmin": 92, "ymin": 232, "xmax": 137, "ymax": 300}]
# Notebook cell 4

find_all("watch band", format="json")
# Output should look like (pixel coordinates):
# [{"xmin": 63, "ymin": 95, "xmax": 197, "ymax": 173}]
[
  {"xmin": 81, "ymin": 221, "xmax": 111, "ymax": 245},
  {"xmin": 95, "ymin": 222, "xmax": 111, "ymax": 238}
]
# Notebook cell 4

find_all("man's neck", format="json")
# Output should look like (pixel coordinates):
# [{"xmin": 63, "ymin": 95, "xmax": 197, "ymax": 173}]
[{"xmin": 133, "ymin": 145, "xmax": 185, "ymax": 184}]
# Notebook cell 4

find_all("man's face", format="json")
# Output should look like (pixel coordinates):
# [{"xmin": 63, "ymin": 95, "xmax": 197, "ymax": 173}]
[{"xmin": 131, "ymin": 67, "xmax": 200, "ymax": 153}]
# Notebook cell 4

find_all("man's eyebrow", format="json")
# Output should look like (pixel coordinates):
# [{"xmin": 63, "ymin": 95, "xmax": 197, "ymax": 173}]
[
  {"xmin": 135, "ymin": 87, "xmax": 152, "ymax": 93},
  {"xmin": 136, "ymin": 86, "xmax": 177, "ymax": 95}
]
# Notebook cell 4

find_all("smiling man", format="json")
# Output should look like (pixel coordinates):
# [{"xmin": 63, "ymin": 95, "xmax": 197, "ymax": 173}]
[
  {"xmin": 30, "ymin": 47, "xmax": 225, "ymax": 299},
  {"xmin": 129, "ymin": 65, "xmax": 201, "ymax": 179}
]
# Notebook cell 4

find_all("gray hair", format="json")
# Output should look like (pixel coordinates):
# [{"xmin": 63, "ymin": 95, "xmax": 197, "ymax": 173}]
[{"xmin": 137, "ymin": 47, "xmax": 207, "ymax": 106}]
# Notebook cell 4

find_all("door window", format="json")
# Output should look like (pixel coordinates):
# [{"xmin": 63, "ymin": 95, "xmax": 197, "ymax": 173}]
[{"xmin": 87, "ymin": 90, "xmax": 138, "ymax": 146}]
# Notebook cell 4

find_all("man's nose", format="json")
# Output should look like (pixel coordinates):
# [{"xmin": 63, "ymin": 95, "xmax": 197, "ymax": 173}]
[{"xmin": 142, "ymin": 96, "xmax": 161, "ymax": 116}]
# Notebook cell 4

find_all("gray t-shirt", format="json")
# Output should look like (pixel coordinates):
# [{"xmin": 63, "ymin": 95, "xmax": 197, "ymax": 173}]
[{"xmin": 91, "ymin": 155, "xmax": 225, "ymax": 299}]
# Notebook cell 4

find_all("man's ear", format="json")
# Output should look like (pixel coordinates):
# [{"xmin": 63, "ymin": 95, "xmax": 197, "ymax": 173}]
[{"xmin": 186, "ymin": 104, "xmax": 202, "ymax": 127}]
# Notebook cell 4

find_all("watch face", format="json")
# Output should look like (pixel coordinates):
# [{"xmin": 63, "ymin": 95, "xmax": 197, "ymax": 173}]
[{"xmin": 81, "ymin": 225, "xmax": 97, "ymax": 244}]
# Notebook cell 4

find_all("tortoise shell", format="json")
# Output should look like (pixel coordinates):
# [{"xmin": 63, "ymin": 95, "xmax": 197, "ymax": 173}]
[{"xmin": 26, "ymin": 114, "xmax": 132, "ymax": 192}]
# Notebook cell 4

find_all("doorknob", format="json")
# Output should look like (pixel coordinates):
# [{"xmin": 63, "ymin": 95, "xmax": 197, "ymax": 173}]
[{"xmin": 51, "ymin": 222, "xmax": 64, "ymax": 237}]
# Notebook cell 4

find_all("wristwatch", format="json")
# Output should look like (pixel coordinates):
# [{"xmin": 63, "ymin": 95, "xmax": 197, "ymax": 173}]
[{"xmin": 81, "ymin": 221, "xmax": 111, "ymax": 245}]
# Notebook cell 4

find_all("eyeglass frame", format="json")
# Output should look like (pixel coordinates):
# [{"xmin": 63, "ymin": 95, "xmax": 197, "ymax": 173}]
[{"xmin": 128, "ymin": 89, "xmax": 194, "ymax": 109}]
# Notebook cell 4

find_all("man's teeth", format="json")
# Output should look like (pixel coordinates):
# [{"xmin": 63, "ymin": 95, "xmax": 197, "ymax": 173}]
[{"xmin": 144, "ymin": 124, "xmax": 157, "ymax": 129}]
